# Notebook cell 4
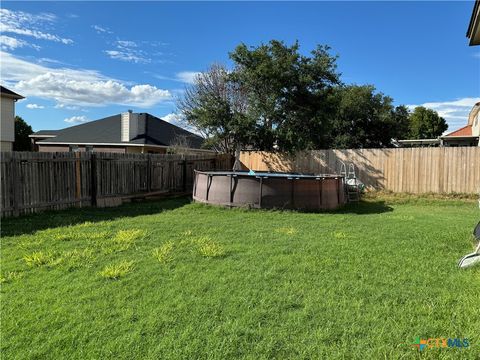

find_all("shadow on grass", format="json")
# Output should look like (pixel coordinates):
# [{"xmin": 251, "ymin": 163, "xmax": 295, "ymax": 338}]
[
  {"xmin": 1, "ymin": 196, "xmax": 191, "ymax": 237},
  {"xmin": 337, "ymin": 200, "xmax": 394, "ymax": 215}
]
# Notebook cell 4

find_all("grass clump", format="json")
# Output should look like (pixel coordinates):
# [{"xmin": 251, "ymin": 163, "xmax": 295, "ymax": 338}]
[
  {"xmin": 23, "ymin": 251, "xmax": 56, "ymax": 267},
  {"xmin": 333, "ymin": 231, "xmax": 348, "ymax": 239},
  {"xmin": 195, "ymin": 237, "xmax": 226, "ymax": 258},
  {"xmin": 103, "ymin": 229, "xmax": 146, "ymax": 253},
  {"xmin": 152, "ymin": 242, "xmax": 174, "ymax": 264},
  {"xmin": 275, "ymin": 227, "xmax": 297, "ymax": 235},
  {"xmin": 0, "ymin": 271, "xmax": 23, "ymax": 284},
  {"xmin": 62, "ymin": 249, "xmax": 95, "ymax": 270},
  {"xmin": 99, "ymin": 260, "xmax": 134, "ymax": 280}
]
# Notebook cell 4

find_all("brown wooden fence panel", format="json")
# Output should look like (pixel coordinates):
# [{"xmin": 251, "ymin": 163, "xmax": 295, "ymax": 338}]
[
  {"xmin": 1, "ymin": 152, "xmax": 232, "ymax": 217},
  {"xmin": 240, "ymin": 147, "xmax": 480, "ymax": 194}
]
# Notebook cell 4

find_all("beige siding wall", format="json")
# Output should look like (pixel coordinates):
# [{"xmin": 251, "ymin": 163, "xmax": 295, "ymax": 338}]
[
  {"xmin": 472, "ymin": 112, "xmax": 480, "ymax": 140},
  {"xmin": 1, "ymin": 141, "xmax": 13, "ymax": 152},
  {"xmin": 1, "ymin": 97, "xmax": 15, "ymax": 144}
]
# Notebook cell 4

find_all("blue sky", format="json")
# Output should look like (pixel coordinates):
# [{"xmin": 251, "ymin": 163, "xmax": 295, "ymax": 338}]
[{"xmin": 1, "ymin": 1, "xmax": 479, "ymax": 132}]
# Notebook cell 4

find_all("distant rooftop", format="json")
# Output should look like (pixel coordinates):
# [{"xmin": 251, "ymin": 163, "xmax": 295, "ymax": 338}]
[
  {"xmin": 31, "ymin": 112, "xmax": 205, "ymax": 149},
  {"xmin": 444, "ymin": 125, "xmax": 473, "ymax": 137}
]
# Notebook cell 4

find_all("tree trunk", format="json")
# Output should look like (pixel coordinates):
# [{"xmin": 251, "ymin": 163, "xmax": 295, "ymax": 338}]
[{"xmin": 232, "ymin": 143, "xmax": 242, "ymax": 171}]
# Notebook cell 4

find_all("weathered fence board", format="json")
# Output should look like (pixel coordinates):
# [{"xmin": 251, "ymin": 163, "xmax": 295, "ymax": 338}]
[
  {"xmin": 1, "ymin": 152, "xmax": 232, "ymax": 217},
  {"xmin": 240, "ymin": 147, "xmax": 480, "ymax": 194}
]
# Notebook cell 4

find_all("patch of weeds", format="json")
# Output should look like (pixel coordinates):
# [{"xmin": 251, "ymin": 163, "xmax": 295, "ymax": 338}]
[
  {"xmin": 333, "ymin": 231, "xmax": 348, "ymax": 239},
  {"xmin": 102, "ymin": 229, "xmax": 146, "ymax": 254},
  {"xmin": 62, "ymin": 248, "xmax": 95, "ymax": 270},
  {"xmin": 0, "ymin": 271, "xmax": 23, "ymax": 284},
  {"xmin": 180, "ymin": 230, "xmax": 193, "ymax": 237},
  {"xmin": 51, "ymin": 233, "xmax": 81, "ymax": 242},
  {"xmin": 23, "ymin": 251, "xmax": 57, "ymax": 267},
  {"xmin": 276, "ymin": 227, "xmax": 297, "ymax": 235},
  {"xmin": 195, "ymin": 236, "xmax": 226, "ymax": 258},
  {"xmin": 152, "ymin": 242, "xmax": 174, "ymax": 264},
  {"xmin": 99, "ymin": 260, "xmax": 134, "ymax": 280},
  {"xmin": 18, "ymin": 237, "xmax": 44, "ymax": 250}
]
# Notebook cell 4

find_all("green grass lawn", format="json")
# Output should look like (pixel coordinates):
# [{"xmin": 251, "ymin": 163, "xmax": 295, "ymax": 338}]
[{"xmin": 1, "ymin": 195, "xmax": 479, "ymax": 359}]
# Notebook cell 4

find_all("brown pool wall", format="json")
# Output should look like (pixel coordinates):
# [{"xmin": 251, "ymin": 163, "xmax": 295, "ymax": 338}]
[{"xmin": 193, "ymin": 171, "xmax": 346, "ymax": 210}]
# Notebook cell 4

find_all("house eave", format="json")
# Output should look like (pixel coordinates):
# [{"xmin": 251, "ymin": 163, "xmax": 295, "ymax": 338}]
[{"xmin": 441, "ymin": 136, "xmax": 479, "ymax": 140}]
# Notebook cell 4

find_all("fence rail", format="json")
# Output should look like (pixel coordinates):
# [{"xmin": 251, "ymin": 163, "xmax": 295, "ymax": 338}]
[
  {"xmin": 240, "ymin": 147, "xmax": 480, "ymax": 194},
  {"xmin": 1, "ymin": 152, "xmax": 232, "ymax": 217}
]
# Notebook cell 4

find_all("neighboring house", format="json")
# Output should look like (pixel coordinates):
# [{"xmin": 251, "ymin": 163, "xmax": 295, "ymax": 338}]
[
  {"xmin": 439, "ymin": 102, "xmax": 480, "ymax": 146},
  {"xmin": 0, "ymin": 86, "xmax": 24, "ymax": 152},
  {"xmin": 30, "ymin": 111, "xmax": 211, "ymax": 154},
  {"xmin": 396, "ymin": 103, "xmax": 480, "ymax": 148},
  {"xmin": 467, "ymin": 0, "xmax": 480, "ymax": 45}
]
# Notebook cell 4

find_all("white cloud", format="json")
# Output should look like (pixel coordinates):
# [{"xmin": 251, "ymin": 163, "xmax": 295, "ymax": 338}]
[
  {"xmin": 161, "ymin": 112, "xmax": 202, "ymax": 135},
  {"xmin": 0, "ymin": 9, "xmax": 73, "ymax": 45},
  {"xmin": 26, "ymin": 103, "xmax": 44, "ymax": 109},
  {"xmin": 105, "ymin": 40, "xmax": 150, "ymax": 64},
  {"xmin": 1, "ymin": 51, "xmax": 171, "ymax": 108},
  {"xmin": 0, "ymin": 35, "xmax": 40, "ymax": 51},
  {"xmin": 162, "ymin": 112, "xmax": 184, "ymax": 124},
  {"xmin": 92, "ymin": 25, "xmax": 112, "ymax": 34},
  {"xmin": 64, "ymin": 115, "xmax": 89, "ymax": 124},
  {"xmin": 54, "ymin": 103, "xmax": 81, "ymax": 110},
  {"xmin": 407, "ymin": 97, "xmax": 480, "ymax": 131},
  {"xmin": 105, "ymin": 50, "xmax": 149, "ymax": 64},
  {"xmin": 117, "ymin": 40, "xmax": 137, "ymax": 48},
  {"xmin": 175, "ymin": 71, "xmax": 201, "ymax": 84}
]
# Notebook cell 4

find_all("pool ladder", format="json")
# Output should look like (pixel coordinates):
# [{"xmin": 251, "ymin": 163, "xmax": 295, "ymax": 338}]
[{"xmin": 340, "ymin": 162, "xmax": 360, "ymax": 202}]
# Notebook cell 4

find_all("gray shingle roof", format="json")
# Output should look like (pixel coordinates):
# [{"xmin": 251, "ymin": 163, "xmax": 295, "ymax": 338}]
[{"xmin": 35, "ymin": 113, "xmax": 204, "ymax": 149}]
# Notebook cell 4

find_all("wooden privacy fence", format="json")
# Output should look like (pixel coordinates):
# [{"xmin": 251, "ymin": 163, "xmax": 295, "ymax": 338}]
[
  {"xmin": 240, "ymin": 147, "xmax": 480, "ymax": 194},
  {"xmin": 1, "ymin": 152, "xmax": 232, "ymax": 217}
]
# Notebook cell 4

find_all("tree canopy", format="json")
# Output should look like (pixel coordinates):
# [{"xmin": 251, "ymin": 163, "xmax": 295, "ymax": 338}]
[
  {"xmin": 13, "ymin": 116, "xmax": 33, "ymax": 151},
  {"xmin": 177, "ymin": 40, "xmax": 448, "ymax": 153},
  {"xmin": 328, "ymin": 85, "xmax": 410, "ymax": 148},
  {"xmin": 229, "ymin": 40, "xmax": 340, "ymax": 152},
  {"xmin": 408, "ymin": 106, "xmax": 448, "ymax": 139}
]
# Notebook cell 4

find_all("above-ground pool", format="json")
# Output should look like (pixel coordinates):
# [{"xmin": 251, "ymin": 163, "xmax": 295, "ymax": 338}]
[{"xmin": 193, "ymin": 170, "xmax": 346, "ymax": 210}]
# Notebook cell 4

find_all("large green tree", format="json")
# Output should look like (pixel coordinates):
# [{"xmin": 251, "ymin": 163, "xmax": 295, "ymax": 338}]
[
  {"xmin": 13, "ymin": 116, "xmax": 33, "ymax": 151},
  {"xmin": 229, "ymin": 40, "xmax": 340, "ymax": 152},
  {"xmin": 328, "ymin": 85, "xmax": 410, "ymax": 148},
  {"xmin": 408, "ymin": 106, "xmax": 448, "ymax": 139}
]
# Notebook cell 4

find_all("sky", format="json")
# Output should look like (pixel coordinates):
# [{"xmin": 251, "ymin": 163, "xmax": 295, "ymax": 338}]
[{"xmin": 1, "ymin": 1, "xmax": 479, "ymax": 133}]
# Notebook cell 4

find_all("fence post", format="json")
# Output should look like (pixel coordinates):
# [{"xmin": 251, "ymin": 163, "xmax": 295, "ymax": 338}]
[
  {"xmin": 147, "ymin": 155, "xmax": 152, "ymax": 193},
  {"xmin": 90, "ymin": 153, "xmax": 97, "ymax": 206},
  {"xmin": 10, "ymin": 154, "xmax": 20, "ymax": 216},
  {"xmin": 75, "ymin": 152, "xmax": 81, "ymax": 201},
  {"xmin": 182, "ymin": 157, "xmax": 187, "ymax": 192}
]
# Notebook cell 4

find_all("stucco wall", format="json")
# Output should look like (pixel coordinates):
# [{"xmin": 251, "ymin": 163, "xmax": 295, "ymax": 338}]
[
  {"xmin": 1, "ymin": 97, "xmax": 15, "ymax": 144},
  {"xmin": 472, "ymin": 112, "xmax": 479, "ymax": 139}
]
